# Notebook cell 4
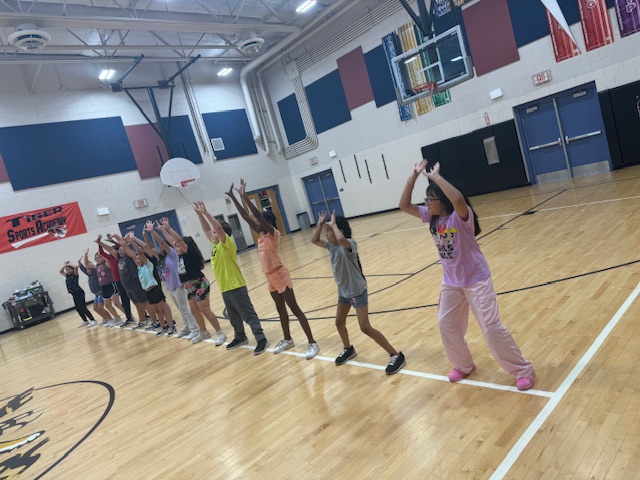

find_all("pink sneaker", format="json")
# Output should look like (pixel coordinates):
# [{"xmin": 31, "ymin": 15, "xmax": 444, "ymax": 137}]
[
  {"xmin": 448, "ymin": 363, "xmax": 476, "ymax": 382},
  {"xmin": 516, "ymin": 373, "xmax": 535, "ymax": 391}
]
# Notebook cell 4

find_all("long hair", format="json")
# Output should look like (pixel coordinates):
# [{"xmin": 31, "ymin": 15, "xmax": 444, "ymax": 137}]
[
  {"xmin": 262, "ymin": 211, "xmax": 277, "ymax": 229},
  {"xmin": 426, "ymin": 183, "xmax": 481, "ymax": 236},
  {"xmin": 335, "ymin": 215, "xmax": 365, "ymax": 279},
  {"xmin": 183, "ymin": 236, "xmax": 205, "ymax": 270}
]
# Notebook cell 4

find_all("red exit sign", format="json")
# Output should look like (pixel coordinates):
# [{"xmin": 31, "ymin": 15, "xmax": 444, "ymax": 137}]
[{"xmin": 532, "ymin": 70, "xmax": 552, "ymax": 86}]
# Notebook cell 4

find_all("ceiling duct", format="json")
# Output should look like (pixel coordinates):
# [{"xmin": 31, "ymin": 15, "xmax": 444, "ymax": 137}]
[{"xmin": 8, "ymin": 23, "xmax": 51, "ymax": 51}]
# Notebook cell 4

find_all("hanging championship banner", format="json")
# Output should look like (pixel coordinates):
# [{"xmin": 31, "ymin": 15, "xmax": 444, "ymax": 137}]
[
  {"xmin": 578, "ymin": 0, "xmax": 614, "ymax": 51},
  {"xmin": 0, "ymin": 202, "xmax": 87, "ymax": 254},
  {"xmin": 616, "ymin": 0, "xmax": 640, "ymax": 37},
  {"xmin": 547, "ymin": 8, "xmax": 581, "ymax": 62}
]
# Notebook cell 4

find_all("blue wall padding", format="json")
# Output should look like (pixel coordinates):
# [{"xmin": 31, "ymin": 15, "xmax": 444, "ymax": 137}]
[
  {"xmin": 0, "ymin": 117, "xmax": 137, "ymax": 191},
  {"xmin": 305, "ymin": 70, "xmax": 352, "ymax": 135},
  {"xmin": 161, "ymin": 115, "xmax": 203, "ymax": 164},
  {"xmin": 277, "ymin": 94, "xmax": 307, "ymax": 145},
  {"xmin": 202, "ymin": 109, "xmax": 258, "ymax": 160},
  {"xmin": 364, "ymin": 45, "xmax": 397, "ymax": 108},
  {"xmin": 508, "ymin": 0, "xmax": 615, "ymax": 48}
]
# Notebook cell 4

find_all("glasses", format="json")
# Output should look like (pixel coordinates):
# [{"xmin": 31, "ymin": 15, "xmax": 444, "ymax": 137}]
[{"xmin": 425, "ymin": 197, "xmax": 441, "ymax": 204}]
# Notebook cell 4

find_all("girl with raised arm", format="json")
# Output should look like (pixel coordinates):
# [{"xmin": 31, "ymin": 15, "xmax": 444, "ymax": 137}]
[
  {"xmin": 157, "ymin": 218, "xmax": 226, "ymax": 345},
  {"xmin": 399, "ymin": 160, "xmax": 535, "ymax": 390},
  {"xmin": 59, "ymin": 260, "xmax": 95, "ymax": 327},
  {"xmin": 226, "ymin": 180, "xmax": 319, "ymax": 359},
  {"xmin": 144, "ymin": 220, "xmax": 199, "ymax": 338},
  {"xmin": 310, "ymin": 211, "xmax": 405, "ymax": 375}
]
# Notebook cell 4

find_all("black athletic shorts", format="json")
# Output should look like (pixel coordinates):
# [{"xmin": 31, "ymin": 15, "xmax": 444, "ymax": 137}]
[{"xmin": 145, "ymin": 285, "xmax": 166, "ymax": 305}]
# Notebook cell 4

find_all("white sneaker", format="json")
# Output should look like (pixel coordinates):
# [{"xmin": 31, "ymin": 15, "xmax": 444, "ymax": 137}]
[
  {"xmin": 187, "ymin": 330, "xmax": 200, "ymax": 340},
  {"xmin": 273, "ymin": 338, "xmax": 294, "ymax": 354},
  {"xmin": 100, "ymin": 319, "xmax": 110, "ymax": 326},
  {"xmin": 176, "ymin": 328, "xmax": 191, "ymax": 338},
  {"xmin": 191, "ymin": 331, "xmax": 207, "ymax": 344},
  {"xmin": 306, "ymin": 343, "xmax": 320, "ymax": 359},
  {"xmin": 78, "ymin": 322, "xmax": 88, "ymax": 328},
  {"xmin": 214, "ymin": 331, "xmax": 227, "ymax": 346},
  {"xmin": 88, "ymin": 320, "xmax": 97, "ymax": 328}
]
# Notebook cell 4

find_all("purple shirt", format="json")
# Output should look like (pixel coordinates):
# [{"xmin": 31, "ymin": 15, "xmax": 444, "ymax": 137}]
[
  {"xmin": 418, "ymin": 205, "xmax": 491, "ymax": 288},
  {"xmin": 162, "ymin": 248, "xmax": 182, "ymax": 291}
]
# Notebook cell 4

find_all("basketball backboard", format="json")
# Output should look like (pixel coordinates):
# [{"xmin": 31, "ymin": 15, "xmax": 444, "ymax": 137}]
[{"xmin": 390, "ymin": 25, "xmax": 473, "ymax": 106}]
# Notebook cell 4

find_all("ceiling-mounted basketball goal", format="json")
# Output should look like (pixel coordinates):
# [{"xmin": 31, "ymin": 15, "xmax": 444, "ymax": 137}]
[{"xmin": 391, "ymin": 25, "xmax": 473, "ymax": 106}]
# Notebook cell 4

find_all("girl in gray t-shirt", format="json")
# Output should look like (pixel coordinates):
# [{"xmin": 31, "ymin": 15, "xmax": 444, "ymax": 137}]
[{"xmin": 311, "ymin": 211, "xmax": 405, "ymax": 375}]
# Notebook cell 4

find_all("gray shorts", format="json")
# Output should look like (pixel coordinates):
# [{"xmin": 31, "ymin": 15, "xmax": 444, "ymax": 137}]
[
  {"xmin": 338, "ymin": 289, "xmax": 368, "ymax": 309},
  {"xmin": 122, "ymin": 281, "xmax": 147, "ymax": 304}
]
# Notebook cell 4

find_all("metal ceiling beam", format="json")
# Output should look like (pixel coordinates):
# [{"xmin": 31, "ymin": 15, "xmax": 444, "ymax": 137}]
[
  {"xmin": 0, "ymin": 11, "xmax": 301, "ymax": 34},
  {"xmin": 0, "ymin": 43, "xmax": 241, "ymax": 51},
  {"xmin": 0, "ymin": 54, "xmax": 251, "ymax": 63}
]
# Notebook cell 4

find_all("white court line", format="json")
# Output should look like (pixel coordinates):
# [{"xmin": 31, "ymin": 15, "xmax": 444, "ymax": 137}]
[
  {"xmin": 231, "ymin": 344, "xmax": 553, "ymax": 398},
  {"xmin": 115, "ymin": 326, "xmax": 552, "ymax": 397},
  {"xmin": 489, "ymin": 281, "xmax": 640, "ymax": 479}
]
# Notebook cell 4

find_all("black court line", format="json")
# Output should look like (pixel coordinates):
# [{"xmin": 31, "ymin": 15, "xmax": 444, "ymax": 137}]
[
  {"xmin": 298, "ymin": 189, "xmax": 568, "ymax": 316},
  {"xmin": 252, "ymin": 257, "xmax": 640, "ymax": 322}
]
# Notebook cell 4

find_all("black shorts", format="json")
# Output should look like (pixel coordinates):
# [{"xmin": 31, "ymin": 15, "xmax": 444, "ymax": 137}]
[
  {"xmin": 101, "ymin": 283, "xmax": 116, "ymax": 299},
  {"xmin": 145, "ymin": 285, "xmax": 166, "ymax": 305},
  {"xmin": 122, "ymin": 281, "xmax": 147, "ymax": 304}
]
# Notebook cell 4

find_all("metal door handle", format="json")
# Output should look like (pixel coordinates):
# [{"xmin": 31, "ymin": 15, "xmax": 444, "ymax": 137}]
[
  {"xmin": 529, "ymin": 138, "xmax": 561, "ymax": 151},
  {"xmin": 565, "ymin": 130, "xmax": 601, "ymax": 144}
]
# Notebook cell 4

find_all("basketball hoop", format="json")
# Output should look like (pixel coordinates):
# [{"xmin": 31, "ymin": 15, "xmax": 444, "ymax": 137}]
[{"xmin": 160, "ymin": 157, "xmax": 200, "ymax": 188}]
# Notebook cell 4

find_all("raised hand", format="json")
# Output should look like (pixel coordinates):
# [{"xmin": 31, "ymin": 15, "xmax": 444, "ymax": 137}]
[
  {"xmin": 425, "ymin": 161, "xmax": 441, "ymax": 179},
  {"xmin": 193, "ymin": 201, "xmax": 206, "ymax": 214},
  {"xmin": 326, "ymin": 210, "xmax": 337, "ymax": 228},
  {"xmin": 95, "ymin": 234, "xmax": 102, "ymax": 243},
  {"xmin": 318, "ymin": 210, "xmax": 329, "ymax": 224},
  {"xmin": 226, "ymin": 182, "xmax": 235, "ymax": 197},
  {"xmin": 238, "ymin": 178, "xmax": 247, "ymax": 197},
  {"xmin": 144, "ymin": 220, "xmax": 154, "ymax": 232},
  {"xmin": 412, "ymin": 159, "xmax": 428, "ymax": 177}
]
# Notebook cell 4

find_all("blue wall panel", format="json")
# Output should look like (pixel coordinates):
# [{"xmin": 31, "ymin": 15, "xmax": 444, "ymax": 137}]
[
  {"xmin": 202, "ymin": 109, "xmax": 257, "ymax": 160},
  {"xmin": 161, "ymin": 115, "xmax": 203, "ymax": 163},
  {"xmin": 0, "ymin": 117, "xmax": 137, "ymax": 191},
  {"xmin": 364, "ymin": 45, "xmax": 397, "ymax": 108},
  {"xmin": 305, "ymin": 70, "xmax": 352, "ymax": 135},
  {"xmin": 277, "ymin": 94, "xmax": 306, "ymax": 145}
]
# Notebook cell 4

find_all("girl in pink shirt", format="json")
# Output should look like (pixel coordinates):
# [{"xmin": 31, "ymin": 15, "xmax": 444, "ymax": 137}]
[
  {"xmin": 399, "ymin": 160, "xmax": 535, "ymax": 391},
  {"xmin": 226, "ymin": 179, "xmax": 319, "ymax": 359}
]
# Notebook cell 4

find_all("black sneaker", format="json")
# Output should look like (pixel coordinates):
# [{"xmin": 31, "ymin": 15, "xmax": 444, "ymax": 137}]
[
  {"xmin": 253, "ymin": 339, "xmax": 269, "ymax": 356},
  {"xmin": 335, "ymin": 346, "xmax": 357, "ymax": 365},
  {"xmin": 155, "ymin": 326, "xmax": 168, "ymax": 337},
  {"xmin": 120, "ymin": 319, "xmax": 134, "ymax": 329},
  {"xmin": 385, "ymin": 352, "xmax": 406, "ymax": 375},
  {"xmin": 226, "ymin": 337, "xmax": 248, "ymax": 350},
  {"xmin": 166, "ymin": 327, "xmax": 176, "ymax": 336}
]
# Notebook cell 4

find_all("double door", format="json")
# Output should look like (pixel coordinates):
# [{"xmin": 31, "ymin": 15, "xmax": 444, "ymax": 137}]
[
  {"xmin": 118, "ymin": 210, "xmax": 182, "ymax": 248},
  {"xmin": 303, "ymin": 169, "xmax": 344, "ymax": 223},
  {"xmin": 516, "ymin": 82, "xmax": 611, "ymax": 183}
]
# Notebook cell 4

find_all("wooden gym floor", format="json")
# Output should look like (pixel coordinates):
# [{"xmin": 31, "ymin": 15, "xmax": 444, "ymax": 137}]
[{"xmin": 2, "ymin": 165, "xmax": 640, "ymax": 479}]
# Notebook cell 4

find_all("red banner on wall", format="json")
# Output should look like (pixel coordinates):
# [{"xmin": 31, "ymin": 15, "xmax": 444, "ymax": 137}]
[
  {"xmin": 547, "ymin": 9, "xmax": 581, "ymax": 62},
  {"xmin": 578, "ymin": 0, "xmax": 614, "ymax": 51},
  {"xmin": 0, "ymin": 202, "xmax": 87, "ymax": 254}
]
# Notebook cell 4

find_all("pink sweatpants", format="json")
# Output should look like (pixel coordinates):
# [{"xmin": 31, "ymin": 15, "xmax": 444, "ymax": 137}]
[{"xmin": 438, "ymin": 276, "xmax": 533, "ymax": 378}]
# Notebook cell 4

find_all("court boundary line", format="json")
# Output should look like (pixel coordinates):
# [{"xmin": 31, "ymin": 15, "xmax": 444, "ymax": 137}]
[{"xmin": 489, "ymin": 281, "xmax": 640, "ymax": 479}]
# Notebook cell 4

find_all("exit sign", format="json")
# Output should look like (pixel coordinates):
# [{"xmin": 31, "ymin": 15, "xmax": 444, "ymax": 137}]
[
  {"xmin": 532, "ymin": 70, "xmax": 552, "ymax": 86},
  {"xmin": 133, "ymin": 199, "xmax": 148, "ymax": 209}
]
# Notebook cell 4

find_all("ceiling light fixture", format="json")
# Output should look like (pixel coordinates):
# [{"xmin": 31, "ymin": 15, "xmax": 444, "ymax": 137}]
[
  {"xmin": 99, "ymin": 69, "xmax": 116, "ymax": 81},
  {"xmin": 217, "ymin": 67, "xmax": 233, "ymax": 77},
  {"xmin": 296, "ymin": 0, "xmax": 316, "ymax": 14}
]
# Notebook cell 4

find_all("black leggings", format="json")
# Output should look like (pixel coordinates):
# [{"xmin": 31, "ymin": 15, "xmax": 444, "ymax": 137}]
[{"xmin": 72, "ymin": 290, "xmax": 95, "ymax": 322}]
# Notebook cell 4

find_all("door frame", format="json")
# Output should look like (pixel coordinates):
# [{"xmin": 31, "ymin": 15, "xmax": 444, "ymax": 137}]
[
  {"xmin": 244, "ymin": 184, "xmax": 290, "ymax": 233},
  {"xmin": 302, "ymin": 168, "xmax": 343, "ymax": 224}
]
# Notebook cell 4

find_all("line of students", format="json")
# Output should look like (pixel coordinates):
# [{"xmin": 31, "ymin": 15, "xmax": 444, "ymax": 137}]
[{"xmin": 62, "ymin": 164, "xmax": 535, "ymax": 387}]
